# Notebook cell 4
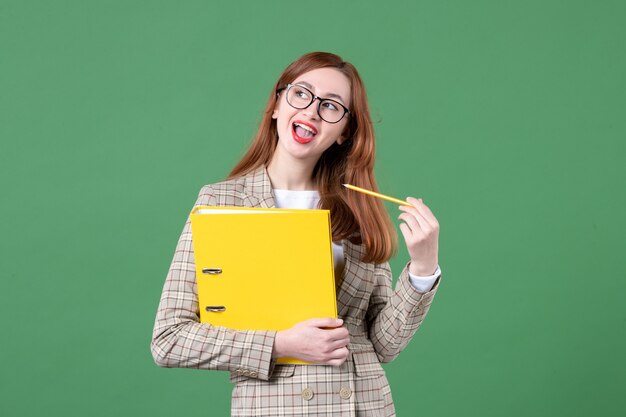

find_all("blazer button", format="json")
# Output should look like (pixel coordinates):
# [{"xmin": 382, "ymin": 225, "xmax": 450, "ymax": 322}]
[
  {"xmin": 242, "ymin": 369, "xmax": 251, "ymax": 376},
  {"xmin": 249, "ymin": 371, "xmax": 258, "ymax": 378},
  {"xmin": 236, "ymin": 369, "xmax": 243, "ymax": 375},
  {"xmin": 339, "ymin": 386, "xmax": 352, "ymax": 400},
  {"xmin": 301, "ymin": 387, "xmax": 314, "ymax": 401}
]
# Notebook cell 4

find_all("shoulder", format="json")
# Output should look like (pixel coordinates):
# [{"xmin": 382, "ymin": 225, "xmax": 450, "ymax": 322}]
[
  {"xmin": 195, "ymin": 168, "xmax": 265, "ymax": 207},
  {"xmin": 194, "ymin": 176, "xmax": 246, "ymax": 206},
  {"xmin": 198, "ymin": 175, "xmax": 246, "ymax": 197},
  {"xmin": 193, "ymin": 165, "xmax": 272, "ymax": 208}
]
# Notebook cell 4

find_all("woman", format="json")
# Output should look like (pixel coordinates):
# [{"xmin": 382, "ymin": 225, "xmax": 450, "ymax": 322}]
[{"xmin": 151, "ymin": 52, "xmax": 442, "ymax": 416}]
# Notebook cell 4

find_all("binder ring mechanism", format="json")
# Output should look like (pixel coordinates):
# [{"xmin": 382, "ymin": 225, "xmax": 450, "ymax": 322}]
[{"xmin": 202, "ymin": 267, "xmax": 224, "ymax": 312}]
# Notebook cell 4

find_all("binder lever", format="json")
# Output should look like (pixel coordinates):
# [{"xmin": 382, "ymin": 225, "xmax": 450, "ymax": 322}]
[
  {"xmin": 206, "ymin": 306, "xmax": 226, "ymax": 312},
  {"xmin": 202, "ymin": 268, "xmax": 223, "ymax": 275}
]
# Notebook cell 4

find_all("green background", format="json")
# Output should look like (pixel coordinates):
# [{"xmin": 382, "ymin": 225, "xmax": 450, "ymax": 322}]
[{"xmin": 1, "ymin": 0, "xmax": 624, "ymax": 416}]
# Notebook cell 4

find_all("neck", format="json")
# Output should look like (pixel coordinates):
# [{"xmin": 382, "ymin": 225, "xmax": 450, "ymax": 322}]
[{"xmin": 267, "ymin": 152, "xmax": 317, "ymax": 191}]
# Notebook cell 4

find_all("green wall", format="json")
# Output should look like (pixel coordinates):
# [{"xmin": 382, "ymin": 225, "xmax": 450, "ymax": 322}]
[{"xmin": 1, "ymin": 1, "xmax": 624, "ymax": 416}]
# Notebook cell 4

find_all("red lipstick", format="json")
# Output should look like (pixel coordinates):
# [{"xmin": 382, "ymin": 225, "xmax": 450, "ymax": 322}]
[{"xmin": 292, "ymin": 120, "xmax": 318, "ymax": 144}]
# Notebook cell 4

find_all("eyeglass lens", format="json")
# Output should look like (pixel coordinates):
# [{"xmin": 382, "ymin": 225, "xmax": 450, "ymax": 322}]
[{"xmin": 286, "ymin": 85, "xmax": 346, "ymax": 123}]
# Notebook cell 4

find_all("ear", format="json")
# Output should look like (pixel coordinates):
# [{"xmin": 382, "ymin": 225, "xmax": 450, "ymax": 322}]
[
  {"xmin": 336, "ymin": 136, "xmax": 346, "ymax": 145},
  {"xmin": 271, "ymin": 102, "xmax": 280, "ymax": 120},
  {"xmin": 272, "ymin": 92, "xmax": 281, "ymax": 119}
]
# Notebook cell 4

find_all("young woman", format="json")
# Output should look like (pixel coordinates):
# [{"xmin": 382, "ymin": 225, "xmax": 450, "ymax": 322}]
[{"xmin": 151, "ymin": 52, "xmax": 442, "ymax": 416}]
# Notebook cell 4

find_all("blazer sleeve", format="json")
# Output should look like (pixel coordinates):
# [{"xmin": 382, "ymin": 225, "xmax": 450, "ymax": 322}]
[
  {"xmin": 150, "ymin": 185, "xmax": 277, "ymax": 381},
  {"xmin": 365, "ymin": 261, "xmax": 441, "ymax": 363}
]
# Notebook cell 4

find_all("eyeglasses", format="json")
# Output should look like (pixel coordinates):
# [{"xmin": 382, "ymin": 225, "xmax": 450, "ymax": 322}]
[{"xmin": 277, "ymin": 83, "xmax": 350, "ymax": 124}]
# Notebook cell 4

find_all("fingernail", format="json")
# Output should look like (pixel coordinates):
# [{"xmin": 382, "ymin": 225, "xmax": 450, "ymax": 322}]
[{"xmin": 337, "ymin": 319, "xmax": 343, "ymax": 325}]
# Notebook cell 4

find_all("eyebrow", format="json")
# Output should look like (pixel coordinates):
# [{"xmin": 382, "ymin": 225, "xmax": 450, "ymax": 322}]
[{"xmin": 294, "ymin": 81, "xmax": 347, "ymax": 104}]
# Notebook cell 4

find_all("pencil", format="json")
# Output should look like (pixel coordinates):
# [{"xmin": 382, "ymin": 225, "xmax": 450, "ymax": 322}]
[{"xmin": 343, "ymin": 183, "xmax": 412, "ymax": 206}]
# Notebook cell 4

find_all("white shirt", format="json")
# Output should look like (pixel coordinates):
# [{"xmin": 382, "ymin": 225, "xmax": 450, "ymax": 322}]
[{"xmin": 273, "ymin": 189, "xmax": 440, "ymax": 293}]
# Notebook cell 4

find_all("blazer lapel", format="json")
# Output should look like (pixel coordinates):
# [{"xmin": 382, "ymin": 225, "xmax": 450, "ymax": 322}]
[{"xmin": 241, "ymin": 165, "xmax": 276, "ymax": 208}]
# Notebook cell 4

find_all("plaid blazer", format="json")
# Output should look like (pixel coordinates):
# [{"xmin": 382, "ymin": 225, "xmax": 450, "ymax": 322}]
[{"xmin": 151, "ymin": 165, "xmax": 441, "ymax": 416}]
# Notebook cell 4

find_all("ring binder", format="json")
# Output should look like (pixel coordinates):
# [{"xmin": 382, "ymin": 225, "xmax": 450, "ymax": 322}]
[{"xmin": 191, "ymin": 205, "xmax": 337, "ymax": 365}]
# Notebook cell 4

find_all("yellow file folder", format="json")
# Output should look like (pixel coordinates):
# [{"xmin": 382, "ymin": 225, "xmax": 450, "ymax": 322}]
[{"xmin": 190, "ymin": 205, "xmax": 338, "ymax": 365}]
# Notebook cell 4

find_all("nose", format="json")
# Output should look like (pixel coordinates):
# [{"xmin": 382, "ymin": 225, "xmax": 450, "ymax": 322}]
[{"xmin": 301, "ymin": 99, "xmax": 321, "ymax": 120}]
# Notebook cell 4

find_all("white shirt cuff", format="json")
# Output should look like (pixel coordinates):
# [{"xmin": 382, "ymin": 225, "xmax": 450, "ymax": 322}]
[{"xmin": 408, "ymin": 265, "xmax": 441, "ymax": 293}]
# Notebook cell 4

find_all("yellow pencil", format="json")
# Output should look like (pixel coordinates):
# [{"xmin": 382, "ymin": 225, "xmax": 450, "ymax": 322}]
[{"xmin": 343, "ymin": 183, "xmax": 412, "ymax": 206}]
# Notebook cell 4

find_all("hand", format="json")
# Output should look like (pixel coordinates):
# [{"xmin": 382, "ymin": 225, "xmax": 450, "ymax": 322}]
[
  {"xmin": 398, "ymin": 197, "xmax": 440, "ymax": 276},
  {"xmin": 273, "ymin": 318, "xmax": 350, "ymax": 366}
]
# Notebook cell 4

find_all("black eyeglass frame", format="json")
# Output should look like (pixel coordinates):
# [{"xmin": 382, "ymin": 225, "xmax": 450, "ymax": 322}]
[{"xmin": 276, "ymin": 83, "xmax": 351, "ymax": 124}]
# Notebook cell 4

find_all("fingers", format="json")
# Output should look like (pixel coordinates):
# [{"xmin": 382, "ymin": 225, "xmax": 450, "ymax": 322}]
[
  {"xmin": 399, "ymin": 222, "xmax": 413, "ymax": 242},
  {"xmin": 325, "ymin": 325, "xmax": 349, "ymax": 340},
  {"xmin": 318, "ymin": 324, "xmax": 349, "ymax": 360},
  {"xmin": 398, "ymin": 211, "xmax": 429, "ymax": 235},
  {"xmin": 327, "ymin": 358, "xmax": 348, "ymax": 367},
  {"xmin": 404, "ymin": 197, "xmax": 439, "ymax": 228},
  {"xmin": 328, "ymin": 346, "xmax": 349, "ymax": 359},
  {"xmin": 326, "ymin": 335, "xmax": 350, "ymax": 353},
  {"xmin": 304, "ymin": 317, "xmax": 343, "ymax": 328},
  {"xmin": 317, "ymin": 346, "xmax": 349, "ymax": 367},
  {"xmin": 326, "ymin": 347, "xmax": 349, "ymax": 366},
  {"xmin": 399, "ymin": 205, "xmax": 431, "ymax": 231},
  {"xmin": 398, "ymin": 197, "xmax": 439, "ymax": 233},
  {"xmin": 287, "ymin": 318, "xmax": 350, "ymax": 366},
  {"xmin": 410, "ymin": 197, "xmax": 438, "ymax": 223},
  {"xmin": 327, "ymin": 337, "xmax": 350, "ymax": 352}
]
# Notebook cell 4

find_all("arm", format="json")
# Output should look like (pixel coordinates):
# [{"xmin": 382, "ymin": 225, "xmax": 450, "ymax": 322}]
[
  {"xmin": 150, "ymin": 185, "xmax": 277, "ymax": 380},
  {"xmin": 367, "ymin": 196, "xmax": 442, "ymax": 362},
  {"xmin": 366, "ymin": 261, "xmax": 441, "ymax": 363}
]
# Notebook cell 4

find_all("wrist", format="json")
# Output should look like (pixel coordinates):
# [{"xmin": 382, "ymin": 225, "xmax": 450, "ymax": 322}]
[
  {"xmin": 409, "ymin": 261, "xmax": 437, "ymax": 277},
  {"xmin": 272, "ymin": 330, "xmax": 289, "ymax": 359}
]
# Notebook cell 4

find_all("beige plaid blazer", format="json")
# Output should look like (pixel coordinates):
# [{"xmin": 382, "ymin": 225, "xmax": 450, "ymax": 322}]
[{"xmin": 151, "ymin": 165, "xmax": 441, "ymax": 416}]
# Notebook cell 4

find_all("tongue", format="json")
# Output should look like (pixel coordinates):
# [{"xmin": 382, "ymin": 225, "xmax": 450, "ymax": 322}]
[{"xmin": 295, "ymin": 126, "xmax": 314, "ymax": 138}]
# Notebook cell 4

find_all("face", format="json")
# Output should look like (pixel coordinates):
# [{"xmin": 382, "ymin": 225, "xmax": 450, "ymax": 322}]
[{"xmin": 271, "ymin": 67, "xmax": 351, "ymax": 165}]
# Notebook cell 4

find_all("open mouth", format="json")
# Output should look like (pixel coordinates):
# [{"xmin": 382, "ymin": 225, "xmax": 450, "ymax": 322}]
[{"xmin": 292, "ymin": 121, "xmax": 318, "ymax": 144}]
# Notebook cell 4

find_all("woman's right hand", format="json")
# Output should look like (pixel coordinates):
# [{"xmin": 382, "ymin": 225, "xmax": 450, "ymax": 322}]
[{"xmin": 272, "ymin": 318, "xmax": 350, "ymax": 366}]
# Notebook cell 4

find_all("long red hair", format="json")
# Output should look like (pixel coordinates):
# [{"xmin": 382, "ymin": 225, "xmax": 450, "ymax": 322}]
[{"xmin": 229, "ymin": 52, "xmax": 396, "ymax": 263}]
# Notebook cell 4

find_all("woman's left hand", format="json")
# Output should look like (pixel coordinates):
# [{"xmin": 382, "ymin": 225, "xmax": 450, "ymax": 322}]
[{"xmin": 398, "ymin": 197, "xmax": 440, "ymax": 276}]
